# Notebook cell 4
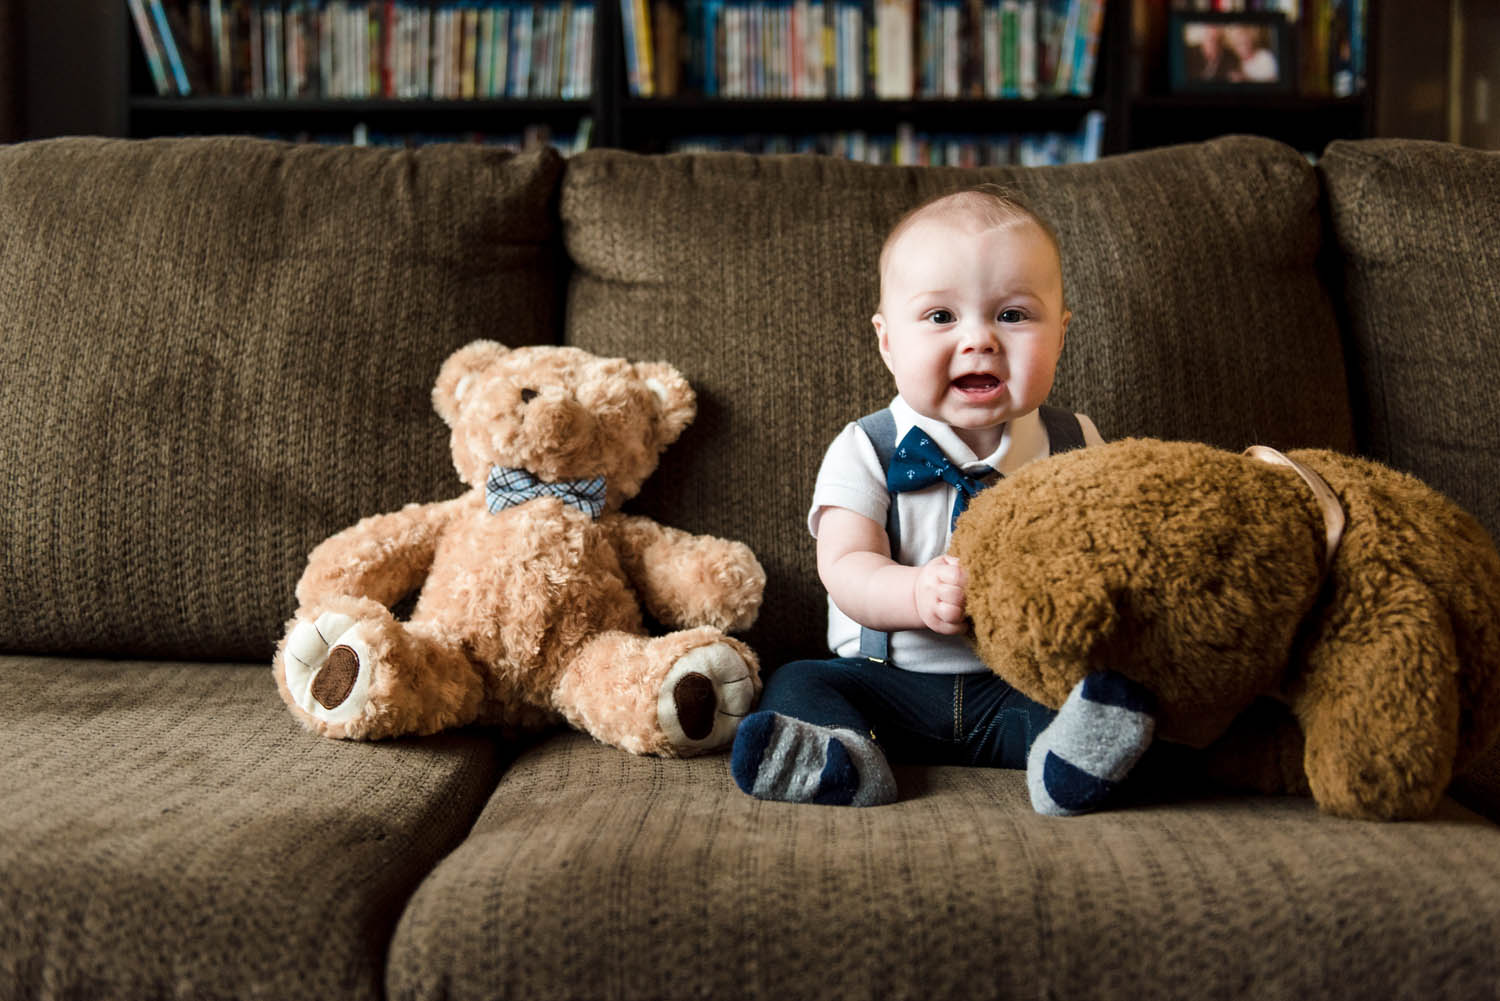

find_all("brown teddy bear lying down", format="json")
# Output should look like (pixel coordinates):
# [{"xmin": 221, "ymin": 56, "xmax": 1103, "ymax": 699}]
[{"xmin": 952, "ymin": 437, "xmax": 1500, "ymax": 820}]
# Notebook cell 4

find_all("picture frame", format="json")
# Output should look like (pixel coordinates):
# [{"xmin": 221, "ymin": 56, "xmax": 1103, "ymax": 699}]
[{"xmin": 1167, "ymin": 12, "xmax": 1296, "ymax": 94}]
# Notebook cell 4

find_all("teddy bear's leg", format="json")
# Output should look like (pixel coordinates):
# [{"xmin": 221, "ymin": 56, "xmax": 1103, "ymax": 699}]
[
  {"xmin": 1027, "ymin": 671, "xmax": 1158, "ymax": 816},
  {"xmin": 551, "ymin": 626, "xmax": 760, "ymax": 757},
  {"xmin": 275, "ymin": 596, "xmax": 484, "ymax": 740},
  {"xmin": 1296, "ymin": 620, "xmax": 1461, "ymax": 820}
]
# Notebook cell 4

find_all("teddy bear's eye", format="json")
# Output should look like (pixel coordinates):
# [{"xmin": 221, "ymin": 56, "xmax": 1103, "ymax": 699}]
[{"xmin": 520, "ymin": 388, "xmax": 539, "ymax": 403}]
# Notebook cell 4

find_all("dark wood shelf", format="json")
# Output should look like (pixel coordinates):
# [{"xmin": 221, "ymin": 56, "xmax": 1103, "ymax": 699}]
[
  {"xmin": 615, "ymin": 95, "xmax": 1106, "ymax": 149},
  {"xmin": 1132, "ymin": 94, "xmax": 1366, "ymax": 112},
  {"xmin": 129, "ymin": 96, "xmax": 591, "ymax": 114},
  {"xmin": 1126, "ymin": 93, "xmax": 1371, "ymax": 153},
  {"xmin": 127, "ymin": 95, "xmax": 593, "ymax": 140}
]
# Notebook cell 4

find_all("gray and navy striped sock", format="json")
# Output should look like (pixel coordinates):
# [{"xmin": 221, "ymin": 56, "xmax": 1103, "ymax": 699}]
[
  {"xmin": 1027, "ymin": 671, "xmax": 1156, "ymax": 816},
  {"xmin": 730, "ymin": 711, "xmax": 897, "ymax": 807}
]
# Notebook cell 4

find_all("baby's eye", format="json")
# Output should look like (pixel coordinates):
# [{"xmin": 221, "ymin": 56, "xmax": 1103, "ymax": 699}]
[
  {"xmin": 998, "ymin": 308, "xmax": 1027, "ymax": 323},
  {"xmin": 926, "ymin": 309, "xmax": 955, "ymax": 325}
]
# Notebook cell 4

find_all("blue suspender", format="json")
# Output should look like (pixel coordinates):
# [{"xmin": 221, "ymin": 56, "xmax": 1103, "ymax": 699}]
[
  {"xmin": 854, "ymin": 409, "xmax": 901, "ymax": 662},
  {"xmin": 852, "ymin": 405, "xmax": 1086, "ymax": 663}
]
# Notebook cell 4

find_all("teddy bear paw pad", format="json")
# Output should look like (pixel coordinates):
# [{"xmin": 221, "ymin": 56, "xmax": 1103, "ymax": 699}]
[
  {"xmin": 282, "ymin": 613, "xmax": 375, "ymax": 724},
  {"xmin": 657, "ymin": 643, "xmax": 755, "ymax": 754}
]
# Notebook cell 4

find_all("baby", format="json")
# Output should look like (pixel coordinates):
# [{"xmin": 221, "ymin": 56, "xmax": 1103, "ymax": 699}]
[{"xmin": 731, "ymin": 185, "xmax": 1155, "ymax": 813}]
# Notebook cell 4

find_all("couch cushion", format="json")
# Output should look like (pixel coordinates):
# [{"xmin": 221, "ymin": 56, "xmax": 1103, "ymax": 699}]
[
  {"xmin": 0, "ymin": 655, "xmax": 507, "ymax": 1001},
  {"xmin": 0, "ymin": 136, "xmax": 564, "ymax": 662},
  {"xmin": 388, "ymin": 732, "xmax": 1500, "ymax": 1001},
  {"xmin": 561, "ymin": 138, "xmax": 1354, "ymax": 666},
  {"xmin": 1319, "ymin": 139, "xmax": 1500, "ymax": 542}
]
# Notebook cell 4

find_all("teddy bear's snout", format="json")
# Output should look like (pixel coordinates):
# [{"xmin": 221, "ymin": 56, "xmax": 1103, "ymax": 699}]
[{"xmin": 522, "ymin": 391, "xmax": 594, "ymax": 441}]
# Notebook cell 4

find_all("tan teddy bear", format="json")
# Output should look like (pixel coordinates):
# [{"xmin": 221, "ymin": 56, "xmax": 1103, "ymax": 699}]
[
  {"xmin": 951, "ymin": 437, "xmax": 1500, "ymax": 820},
  {"xmin": 273, "ymin": 341, "xmax": 765, "ymax": 756}
]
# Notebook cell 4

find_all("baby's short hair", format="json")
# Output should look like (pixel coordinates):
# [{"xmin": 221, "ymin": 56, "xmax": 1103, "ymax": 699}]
[{"xmin": 877, "ymin": 184, "xmax": 1066, "ymax": 305}]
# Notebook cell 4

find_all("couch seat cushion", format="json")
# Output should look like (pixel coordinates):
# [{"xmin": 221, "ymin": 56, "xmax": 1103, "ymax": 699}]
[
  {"xmin": 0, "ymin": 137, "xmax": 564, "ymax": 662},
  {"xmin": 561, "ymin": 137, "xmax": 1355, "ymax": 666},
  {"xmin": 0, "ymin": 655, "xmax": 507, "ymax": 1001},
  {"xmin": 388, "ymin": 732, "xmax": 1500, "ymax": 1001},
  {"xmin": 1319, "ymin": 139, "xmax": 1500, "ymax": 543}
]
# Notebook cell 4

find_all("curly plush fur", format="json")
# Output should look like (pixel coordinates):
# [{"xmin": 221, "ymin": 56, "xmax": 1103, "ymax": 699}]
[
  {"xmin": 952, "ymin": 437, "xmax": 1500, "ymax": 820},
  {"xmin": 272, "ymin": 342, "xmax": 765, "ymax": 756}
]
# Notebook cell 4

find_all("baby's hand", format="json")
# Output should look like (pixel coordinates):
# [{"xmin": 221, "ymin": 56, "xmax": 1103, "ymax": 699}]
[{"xmin": 914, "ymin": 555, "xmax": 968, "ymax": 635}]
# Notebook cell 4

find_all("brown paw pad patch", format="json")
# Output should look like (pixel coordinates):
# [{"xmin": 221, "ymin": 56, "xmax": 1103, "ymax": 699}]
[
  {"xmin": 672, "ymin": 673, "xmax": 716, "ymax": 741},
  {"xmin": 312, "ymin": 645, "xmax": 360, "ymax": 709}
]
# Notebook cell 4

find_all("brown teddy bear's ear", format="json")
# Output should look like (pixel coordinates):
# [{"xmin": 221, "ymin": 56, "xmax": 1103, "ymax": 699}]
[
  {"xmin": 433, "ymin": 340, "xmax": 510, "ymax": 426},
  {"xmin": 635, "ymin": 361, "xmax": 696, "ymax": 446}
]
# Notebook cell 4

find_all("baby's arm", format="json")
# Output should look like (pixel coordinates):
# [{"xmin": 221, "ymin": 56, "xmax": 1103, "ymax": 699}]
[{"xmin": 816, "ymin": 506, "xmax": 969, "ymax": 636}]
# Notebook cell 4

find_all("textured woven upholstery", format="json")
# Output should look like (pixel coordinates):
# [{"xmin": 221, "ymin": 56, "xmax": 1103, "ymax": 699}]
[
  {"xmin": 390, "ymin": 732, "xmax": 1500, "ymax": 1001},
  {"xmin": 0, "ymin": 655, "xmax": 506, "ymax": 1001},
  {"xmin": 0, "ymin": 136, "xmax": 564, "ymax": 662},
  {"xmin": 1320, "ymin": 139, "xmax": 1500, "ymax": 542}
]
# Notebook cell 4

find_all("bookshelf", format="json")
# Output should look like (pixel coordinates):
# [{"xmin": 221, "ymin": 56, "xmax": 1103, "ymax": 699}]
[{"xmin": 119, "ymin": 0, "xmax": 1377, "ymax": 160}]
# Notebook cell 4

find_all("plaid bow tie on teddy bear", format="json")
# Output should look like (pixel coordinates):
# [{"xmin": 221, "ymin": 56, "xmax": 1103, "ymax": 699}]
[{"xmin": 486, "ymin": 466, "xmax": 607, "ymax": 519}]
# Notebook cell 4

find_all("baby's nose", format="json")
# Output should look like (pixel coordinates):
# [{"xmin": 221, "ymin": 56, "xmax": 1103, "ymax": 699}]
[{"xmin": 959, "ymin": 321, "xmax": 1000, "ymax": 350}]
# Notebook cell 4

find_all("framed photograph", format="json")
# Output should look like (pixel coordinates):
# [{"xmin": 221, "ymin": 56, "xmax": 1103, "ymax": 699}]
[{"xmin": 1168, "ymin": 12, "xmax": 1296, "ymax": 94}]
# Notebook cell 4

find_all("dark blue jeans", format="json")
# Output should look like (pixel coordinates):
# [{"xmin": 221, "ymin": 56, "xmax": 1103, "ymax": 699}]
[{"xmin": 759, "ymin": 657, "xmax": 1058, "ymax": 769}]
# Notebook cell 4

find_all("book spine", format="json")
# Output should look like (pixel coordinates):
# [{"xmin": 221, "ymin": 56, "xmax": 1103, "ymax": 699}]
[
  {"xmin": 127, "ymin": 0, "xmax": 174, "ymax": 94},
  {"xmin": 513, "ymin": 2, "xmax": 533, "ymax": 97},
  {"xmin": 263, "ymin": 2, "xmax": 281, "ymax": 97},
  {"xmin": 1000, "ymin": 0, "xmax": 1016, "ymax": 96},
  {"xmin": 1017, "ymin": 0, "xmax": 1034, "ymax": 96},
  {"xmin": 635, "ymin": 0, "xmax": 656, "ymax": 95},
  {"xmin": 498, "ymin": 1, "xmax": 512, "ymax": 97},
  {"xmin": 981, "ymin": 0, "xmax": 997, "ymax": 97},
  {"xmin": 149, "ymin": 0, "xmax": 195, "ymax": 93},
  {"xmin": 461, "ymin": 2, "xmax": 477, "ymax": 96},
  {"xmin": 1068, "ymin": 0, "xmax": 1101, "ymax": 96}
]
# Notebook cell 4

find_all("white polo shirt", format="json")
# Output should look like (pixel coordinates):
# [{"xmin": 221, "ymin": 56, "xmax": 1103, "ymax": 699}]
[{"xmin": 808, "ymin": 395, "xmax": 1103, "ymax": 674}]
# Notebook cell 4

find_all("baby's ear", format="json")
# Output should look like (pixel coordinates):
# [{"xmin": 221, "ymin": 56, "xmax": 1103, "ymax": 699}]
[
  {"xmin": 635, "ymin": 361, "xmax": 696, "ymax": 447},
  {"xmin": 433, "ymin": 340, "xmax": 509, "ymax": 426}
]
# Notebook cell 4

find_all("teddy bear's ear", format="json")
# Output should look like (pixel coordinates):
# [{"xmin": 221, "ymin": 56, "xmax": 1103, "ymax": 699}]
[
  {"xmin": 635, "ymin": 361, "xmax": 696, "ymax": 446},
  {"xmin": 433, "ymin": 340, "xmax": 510, "ymax": 426}
]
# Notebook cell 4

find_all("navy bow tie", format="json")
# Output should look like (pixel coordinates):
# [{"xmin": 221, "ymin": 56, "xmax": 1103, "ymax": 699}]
[
  {"xmin": 887, "ymin": 427, "xmax": 998, "ymax": 529},
  {"xmin": 486, "ymin": 466, "xmax": 607, "ymax": 519}
]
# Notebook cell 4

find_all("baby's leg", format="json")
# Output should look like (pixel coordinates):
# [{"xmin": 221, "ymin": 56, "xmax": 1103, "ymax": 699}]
[
  {"xmin": 1027, "ymin": 671, "xmax": 1156, "ymax": 816},
  {"xmin": 731, "ymin": 658, "xmax": 897, "ymax": 807}
]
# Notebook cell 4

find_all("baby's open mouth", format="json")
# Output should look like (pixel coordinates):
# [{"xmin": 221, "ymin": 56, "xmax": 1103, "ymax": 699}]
[{"xmin": 952, "ymin": 373, "xmax": 1001, "ymax": 393}]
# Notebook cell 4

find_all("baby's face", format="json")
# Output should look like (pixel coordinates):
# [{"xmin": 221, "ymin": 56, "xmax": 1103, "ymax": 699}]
[{"xmin": 872, "ymin": 215, "xmax": 1070, "ymax": 456}]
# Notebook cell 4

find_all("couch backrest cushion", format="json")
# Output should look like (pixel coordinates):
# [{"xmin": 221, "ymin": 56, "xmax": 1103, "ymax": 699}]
[
  {"xmin": 0, "ymin": 136, "xmax": 564, "ymax": 661},
  {"xmin": 561, "ymin": 137, "xmax": 1354, "ymax": 666},
  {"xmin": 1320, "ymin": 139, "xmax": 1500, "ymax": 542}
]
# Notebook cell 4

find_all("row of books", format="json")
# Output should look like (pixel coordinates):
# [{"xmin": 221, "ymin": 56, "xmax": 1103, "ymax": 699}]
[
  {"xmin": 127, "ymin": 0, "xmax": 595, "ymax": 100},
  {"xmin": 621, "ymin": 0, "xmax": 1106, "ymax": 99},
  {"xmin": 669, "ymin": 108, "xmax": 1103, "ymax": 163}
]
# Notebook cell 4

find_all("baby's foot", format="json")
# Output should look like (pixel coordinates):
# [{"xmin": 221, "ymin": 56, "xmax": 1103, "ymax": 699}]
[
  {"xmin": 1028, "ymin": 671, "xmax": 1156, "ymax": 816},
  {"xmin": 731, "ymin": 711, "xmax": 896, "ymax": 807}
]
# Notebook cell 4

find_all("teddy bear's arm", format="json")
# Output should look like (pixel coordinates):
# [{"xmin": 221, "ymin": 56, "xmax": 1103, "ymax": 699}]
[
  {"xmin": 603, "ymin": 514, "xmax": 766, "ymax": 633},
  {"xmin": 294, "ymin": 499, "xmax": 461, "ymax": 611}
]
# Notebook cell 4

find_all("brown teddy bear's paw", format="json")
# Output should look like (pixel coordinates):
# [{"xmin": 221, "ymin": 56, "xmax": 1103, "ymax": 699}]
[
  {"xmin": 281, "ymin": 612, "xmax": 376, "ymax": 730},
  {"xmin": 656, "ymin": 643, "xmax": 757, "ymax": 756}
]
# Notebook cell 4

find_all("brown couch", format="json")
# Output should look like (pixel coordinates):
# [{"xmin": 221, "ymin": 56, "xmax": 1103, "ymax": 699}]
[{"xmin": 4, "ymin": 133, "xmax": 1500, "ymax": 1001}]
